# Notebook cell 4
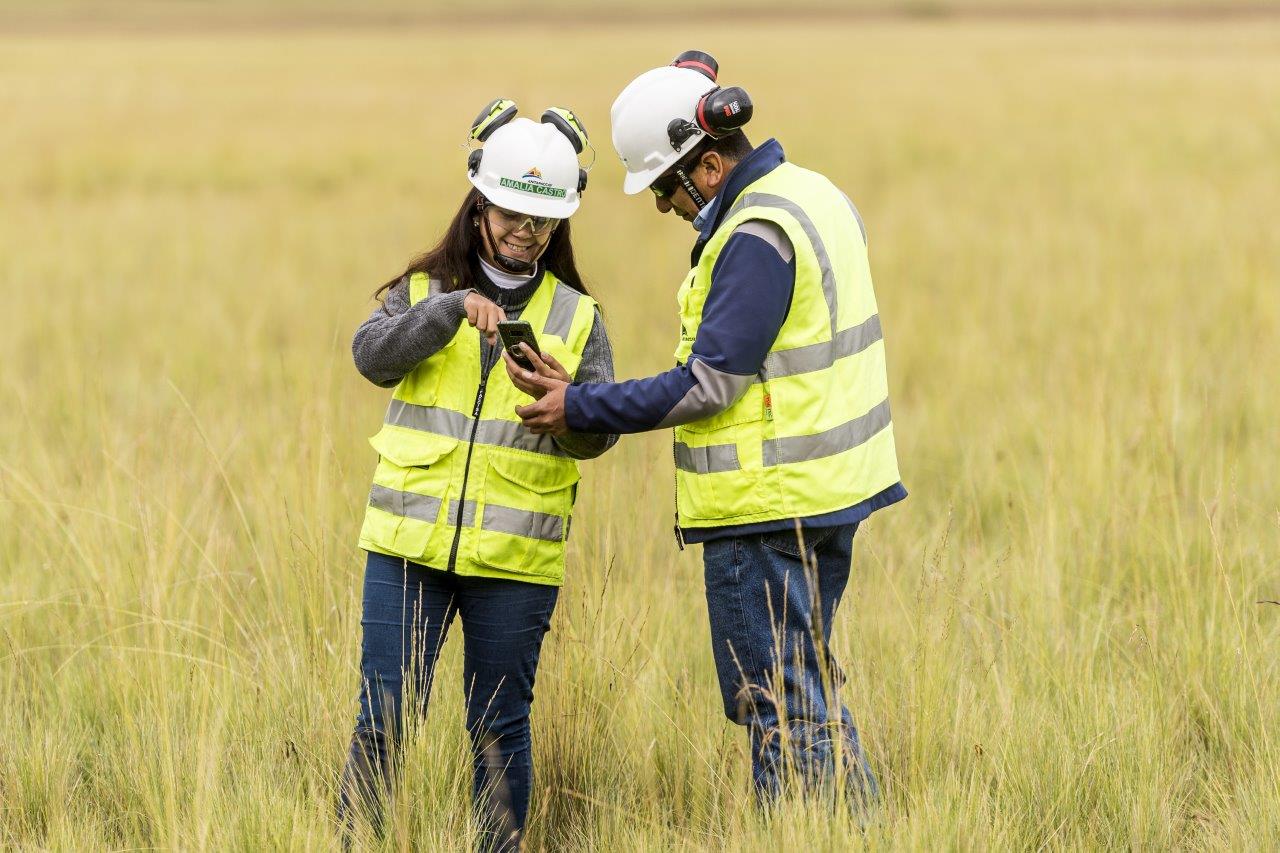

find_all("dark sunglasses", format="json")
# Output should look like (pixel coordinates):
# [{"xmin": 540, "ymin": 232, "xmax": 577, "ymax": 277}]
[{"xmin": 650, "ymin": 160, "xmax": 699, "ymax": 199}]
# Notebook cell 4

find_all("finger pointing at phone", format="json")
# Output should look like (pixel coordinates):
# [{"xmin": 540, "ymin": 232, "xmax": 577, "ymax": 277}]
[{"xmin": 464, "ymin": 292, "xmax": 505, "ymax": 343}]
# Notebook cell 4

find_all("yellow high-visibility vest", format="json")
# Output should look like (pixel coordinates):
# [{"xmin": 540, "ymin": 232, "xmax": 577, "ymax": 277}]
[
  {"xmin": 358, "ymin": 271, "xmax": 597, "ymax": 585},
  {"xmin": 673, "ymin": 162, "xmax": 901, "ymax": 528}
]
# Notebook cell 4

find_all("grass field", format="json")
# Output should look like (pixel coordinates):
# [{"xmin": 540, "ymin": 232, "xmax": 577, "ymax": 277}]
[{"xmin": 2, "ymin": 11, "xmax": 1279, "ymax": 851}]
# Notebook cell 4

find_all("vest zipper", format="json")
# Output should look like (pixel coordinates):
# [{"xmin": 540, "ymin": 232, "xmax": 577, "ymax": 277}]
[
  {"xmin": 672, "ymin": 432, "xmax": 685, "ymax": 551},
  {"xmin": 447, "ymin": 343, "xmax": 498, "ymax": 572}
]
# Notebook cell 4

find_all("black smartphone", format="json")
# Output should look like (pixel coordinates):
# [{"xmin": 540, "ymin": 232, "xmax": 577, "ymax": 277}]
[{"xmin": 497, "ymin": 320, "xmax": 542, "ymax": 371}]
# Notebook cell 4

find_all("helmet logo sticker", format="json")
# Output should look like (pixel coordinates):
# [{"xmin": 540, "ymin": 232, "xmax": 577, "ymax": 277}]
[{"xmin": 500, "ymin": 167, "xmax": 567, "ymax": 199}]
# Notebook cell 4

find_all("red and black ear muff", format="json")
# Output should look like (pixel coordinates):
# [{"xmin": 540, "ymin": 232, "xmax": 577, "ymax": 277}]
[
  {"xmin": 671, "ymin": 49, "xmax": 718, "ymax": 81},
  {"xmin": 467, "ymin": 98, "xmax": 519, "ymax": 176},
  {"xmin": 541, "ymin": 107, "xmax": 591, "ymax": 194},
  {"xmin": 666, "ymin": 51, "xmax": 754, "ymax": 152}
]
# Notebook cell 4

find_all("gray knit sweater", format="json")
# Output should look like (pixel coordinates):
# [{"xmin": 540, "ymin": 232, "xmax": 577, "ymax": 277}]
[{"xmin": 352, "ymin": 266, "xmax": 618, "ymax": 460}]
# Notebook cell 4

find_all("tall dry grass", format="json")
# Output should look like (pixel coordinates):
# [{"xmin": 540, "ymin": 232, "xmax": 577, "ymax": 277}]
[{"xmin": 1, "ymin": 17, "xmax": 1278, "ymax": 851}]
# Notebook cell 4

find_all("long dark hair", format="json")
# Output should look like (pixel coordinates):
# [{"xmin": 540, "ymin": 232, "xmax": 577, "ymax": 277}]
[{"xmin": 374, "ymin": 187, "xmax": 590, "ymax": 305}]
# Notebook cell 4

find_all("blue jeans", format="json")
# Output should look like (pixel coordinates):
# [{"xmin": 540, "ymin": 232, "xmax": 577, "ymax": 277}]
[
  {"xmin": 702, "ymin": 523, "xmax": 878, "ymax": 805},
  {"xmin": 339, "ymin": 550, "xmax": 558, "ymax": 852}
]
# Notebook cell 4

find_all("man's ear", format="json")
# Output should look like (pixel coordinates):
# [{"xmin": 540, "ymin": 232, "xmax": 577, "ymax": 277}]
[{"xmin": 701, "ymin": 151, "xmax": 725, "ymax": 190}]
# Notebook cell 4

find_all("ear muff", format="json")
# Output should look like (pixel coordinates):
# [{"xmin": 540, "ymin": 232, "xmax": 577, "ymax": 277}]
[
  {"xmin": 671, "ymin": 50, "xmax": 719, "ymax": 81},
  {"xmin": 665, "ymin": 52, "xmax": 753, "ymax": 152},
  {"xmin": 469, "ymin": 98, "xmax": 518, "ymax": 142},
  {"xmin": 694, "ymin": 86, "xmax": 753, "ymax": 137},
  {"xmin": 540, "ymin": 107, "xmax": 588, "ymax": 154},
  {"xmin": 468, "ymin": 98, "xmax": 518, "ymax": 178},
  {"xmin": 541, "ymin": 107, "xmax": 591, "ymax": 195}
]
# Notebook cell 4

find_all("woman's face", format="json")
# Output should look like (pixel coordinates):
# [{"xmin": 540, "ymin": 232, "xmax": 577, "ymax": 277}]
[{"xmin": 477, "ymin": 203, "xmax": 559, "ymax": 268}]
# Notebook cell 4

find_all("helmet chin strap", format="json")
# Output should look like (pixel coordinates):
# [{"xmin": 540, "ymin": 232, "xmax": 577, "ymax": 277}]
[{"xmin": 478, "ymin": 208, "xmax": 549, "ymax": 274}]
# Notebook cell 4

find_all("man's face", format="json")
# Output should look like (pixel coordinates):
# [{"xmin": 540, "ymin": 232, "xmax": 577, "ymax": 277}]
[{"xmin": 650, "ymin": 164, "xmax": 703, "ymax": 222}]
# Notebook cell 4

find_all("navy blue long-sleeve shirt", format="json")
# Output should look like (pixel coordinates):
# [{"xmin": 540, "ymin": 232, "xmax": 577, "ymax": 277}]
[{"xmin": 564, "ymin": 140, "xmax": 906, "ymax": 542}]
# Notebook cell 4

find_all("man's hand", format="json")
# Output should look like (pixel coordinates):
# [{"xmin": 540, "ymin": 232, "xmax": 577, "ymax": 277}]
[
  {"xmin": 515, "ymin": 385, "xmax": 568, "ymax": 436},
  {"xmin": 463, "ymin": 292, "xmax": 506, "ymax": 343},
  {"xmin": 504, "ymin": 346, "xmax": 570, "ymax": 435}
]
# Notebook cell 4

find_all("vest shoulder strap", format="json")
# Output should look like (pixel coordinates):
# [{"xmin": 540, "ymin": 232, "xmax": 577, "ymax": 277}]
[
  {"xmin": 407, "ymin": 272, "xmax": 444, "ymax": 306},
  {"xmin": 539, "ymin": 278, "xmax": 597, "ymax": 344}
]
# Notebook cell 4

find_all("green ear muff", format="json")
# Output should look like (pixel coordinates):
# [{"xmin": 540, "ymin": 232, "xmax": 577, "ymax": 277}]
[
  {"xmin": 470, "ymin": 98, "xmax": 518, "ymax": 142},
  {"xmin": 540, "ymin": 107, "xmax": 589, "ymax": 154},
  {"xmin": 541, "ymin": 107, "xmax": 591, "ymax": 194}
]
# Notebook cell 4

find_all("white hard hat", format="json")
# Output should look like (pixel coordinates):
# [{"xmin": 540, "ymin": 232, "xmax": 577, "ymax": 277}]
[
  {"xmin": 468, "ymin": 117, "xmax": 582, "ymax": 218},
  {"xmin": 610, "ymin": 65, "xmax": 717, "ymax": 195}
]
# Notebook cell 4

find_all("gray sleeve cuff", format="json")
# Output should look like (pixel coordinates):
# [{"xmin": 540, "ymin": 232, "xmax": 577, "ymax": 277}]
[{"xmin": 655, "ymin": 358, "xmax": 755, "ymax": 428}]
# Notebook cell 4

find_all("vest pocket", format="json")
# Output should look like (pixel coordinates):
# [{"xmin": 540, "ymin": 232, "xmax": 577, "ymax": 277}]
[
  {"xmin": 369, "ymin": 427, "xmax": 459, "ymax": 470},
  {"xmin": 360, "ymin": 432, "xmax": 460, "ymax": 562},
  {"xmin": 676, "ymin": 399, "xmax": 767, "ymax": 522},
  {"xmin": 473, "ymin": 451, "xmax": 579, "ymax": 581}
]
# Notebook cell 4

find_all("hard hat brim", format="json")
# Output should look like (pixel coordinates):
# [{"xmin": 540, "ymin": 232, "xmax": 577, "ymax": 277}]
[
  {"xmin": 469, "ymin": 174, "xmax": 580, "ymax": 218},
  {"xmin": 622, "ymin": 165, "xmax": 666, "ymax": 195},
  {"xmin": 619, "ymin": 134, "xmax": 704, "ymax": 195}
]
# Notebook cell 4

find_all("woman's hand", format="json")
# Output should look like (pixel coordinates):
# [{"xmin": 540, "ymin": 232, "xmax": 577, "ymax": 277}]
[
  {"xmin": 463, "ymin": 291, "xmax": 506, "ymax": 343},
  {"xmin": 503, "ymin": 344, "xmax": 570, "ymax": 400}
]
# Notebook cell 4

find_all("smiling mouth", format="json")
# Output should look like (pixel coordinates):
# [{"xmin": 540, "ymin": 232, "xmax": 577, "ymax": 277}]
[{"xmin": 502, "ymin": 240, "xmax": 533, "ymax": 253}]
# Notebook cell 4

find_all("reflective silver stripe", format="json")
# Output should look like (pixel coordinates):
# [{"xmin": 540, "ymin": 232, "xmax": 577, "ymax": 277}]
[
  {"xmin": 385, "ymin": 400, "xmax": 566, "ymax": 458},
  {"xmin": 474, "ymin": 419, "xmax": 567, "ymax": 456},
  {"xmin": 735, "ymin": 220, "xmax": 794, "ymax": 263},
  {"xmin": 762, "ymin": 398, "xmax": 891, "ymax": 467},
  {"xmin": 841, "ymin": 192, "xmax": 868, "ymax": 246},
  {"xmin": 369, "ymin": 484, "xmax": 443, "ymax": 523},
  {"xmin": 722, "ymin": 192, "xmax": 838, "ymax": 340},
  {"xmin": 386, "ymin": 400, "xmax": 470, "ymax": 437},
  {"xmin": 657, "ymin": 359, "xmax": 755, "ymax": 429},
  {"xmin": 543, "ymin": 283, "xmax": 580, "ymax": 338},
  {"xmin": 674, "ymin": 441, "xmax": 741, "ymax": 474},
  {"xmin": 428, "ymin": 278, "xmax": 444, "ymax": 296},
  {"xmin": 483, "ymin": 503, "xmax": 563, "ymax": 542},
  {"xmin": 761, "ymin": 314, "xmax": 883, "ymax": 380},
  {"xmin": 453, "ymin": 499, "xmax": 561, "ymax": 542}
]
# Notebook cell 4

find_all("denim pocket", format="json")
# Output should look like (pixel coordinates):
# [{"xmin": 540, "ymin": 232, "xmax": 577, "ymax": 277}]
[{"xmin": 759, "ymin": 525, "xmax": 838, "ymax": 558}]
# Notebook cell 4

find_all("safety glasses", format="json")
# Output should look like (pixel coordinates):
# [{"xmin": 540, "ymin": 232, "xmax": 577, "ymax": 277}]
[
  {"xmin": 649, "ymin": 159, "xmax": 700, "ymax": 199},
  {"xmin": 649, "ymin": 169, "xmax": 682, "ymax": 199},
  {"xmin": 484, "ymin": 203, "xmax": 559, "ymax": 236}
]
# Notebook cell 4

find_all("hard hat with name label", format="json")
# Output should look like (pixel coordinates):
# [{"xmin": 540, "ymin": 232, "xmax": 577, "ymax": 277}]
[{"xmin": 468, "ymin": 116, "xmax": 582, "ymax": 218}]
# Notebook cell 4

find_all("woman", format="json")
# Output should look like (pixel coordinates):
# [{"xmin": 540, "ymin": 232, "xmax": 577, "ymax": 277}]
[{"xmin": 339, "ymin": 101, "xmax": 616, "ymax": 851}]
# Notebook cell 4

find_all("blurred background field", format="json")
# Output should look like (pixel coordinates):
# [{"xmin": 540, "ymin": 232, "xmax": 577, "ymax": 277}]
[
  {"xmin": 4, "ymin": 0, "xmax": 1280, "ymax": 32},
  {"xmin": 1, "ymin": 3, "xmax": 1279, "ymax": 850}
]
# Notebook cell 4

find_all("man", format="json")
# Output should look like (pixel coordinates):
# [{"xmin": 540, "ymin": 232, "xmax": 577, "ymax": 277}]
[{"xmin": 504, "ymin": 53, "xmax": 906, "ymax": 805}]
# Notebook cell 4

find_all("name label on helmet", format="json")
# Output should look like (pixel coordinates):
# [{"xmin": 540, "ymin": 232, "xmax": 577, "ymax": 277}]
[{"xmin": 499, "ymin": 176, "xmax": 567, "ymax": 198}]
